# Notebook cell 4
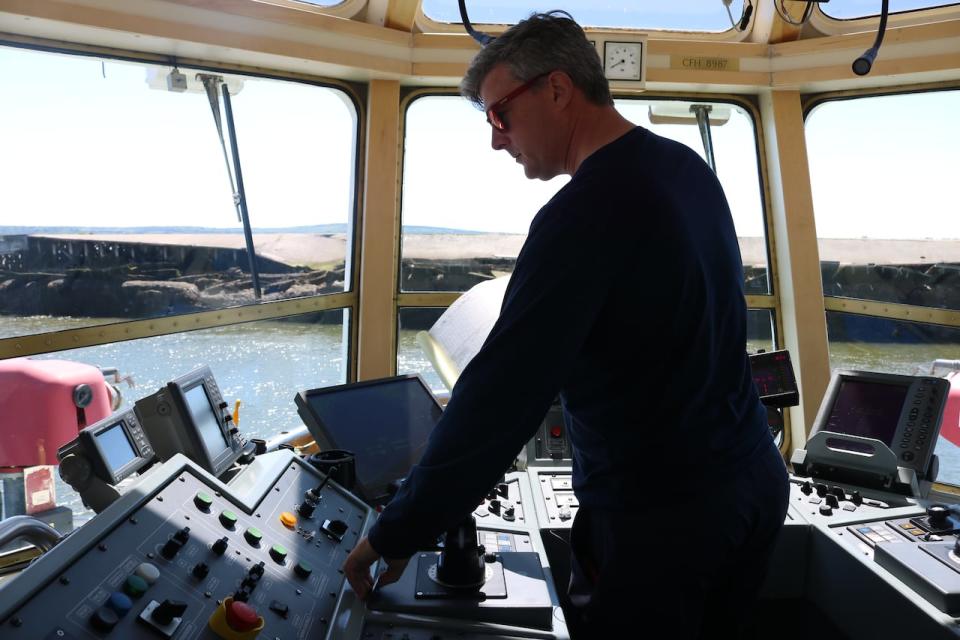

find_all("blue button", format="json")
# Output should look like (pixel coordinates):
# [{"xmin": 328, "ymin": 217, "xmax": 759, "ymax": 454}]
[{"xmin": 107, "ymin": 591, "xmax": 133, "ymax": 616}]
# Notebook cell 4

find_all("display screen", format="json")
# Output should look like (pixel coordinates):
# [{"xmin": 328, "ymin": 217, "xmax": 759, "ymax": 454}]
[
  {"xmin": 185, "ymin": 384, "xmax": 229, "ymax": 459},
  {"xmin": 96, "ymin": 422, "xmax": 137, "ymax": 473},
  {"xmin": 751, "ymin": 351, "xmax": 795, "ymax": 397},
  {"xmin": 824, "ymin": 379, "xmax": 909, "ymax": 446},
  {"xmin": 302, "ymin": 377, "xmax": 443, "ymax": 499}
]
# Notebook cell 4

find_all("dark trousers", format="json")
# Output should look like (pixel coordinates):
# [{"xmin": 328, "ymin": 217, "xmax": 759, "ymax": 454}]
[{"xmin": 567, "ymin": 440, "xmax": 789, "ymax": 639}]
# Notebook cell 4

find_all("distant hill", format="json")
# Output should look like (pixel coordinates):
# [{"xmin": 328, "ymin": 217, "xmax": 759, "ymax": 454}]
[{"xmin": 0, "ymin": 224, "xmax": 490, "ymax": 235}]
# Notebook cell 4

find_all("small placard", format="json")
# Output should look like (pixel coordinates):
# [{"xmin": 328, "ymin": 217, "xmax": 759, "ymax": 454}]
[
  {"xmin": 24, "ymin": 465, "xmax": 57, "ymax": 514},
  {"xmin": 672, "ymin": 56, "xmax": 740, "ymax": 72}
]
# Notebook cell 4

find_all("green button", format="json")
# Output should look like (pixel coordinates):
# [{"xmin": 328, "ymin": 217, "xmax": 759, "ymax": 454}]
[
  {"xmin": 269, "ymin": 544, "xmax": 287, "ymax": 564},
  {"xmin": 244, "ymin": 527, "xmax": 262, "ymax": 546},
  {"xmin": 123, "ymin": 574, "xmax": 148, "ymax": 598},
  {"xmin": 219, "ymin": 510, "xmax": 238, "ymax": 528},
  {"xmin": 194, "ymin": 491, "xmax": 213, "ymax": 511}
]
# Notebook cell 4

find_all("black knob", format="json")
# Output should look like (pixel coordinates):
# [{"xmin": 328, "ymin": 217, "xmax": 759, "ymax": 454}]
[
  {"xmin": 800, "ymin": 481, "xmax": 813, "ymax": 496},
  {"xmin": 488, "ymin": 499, "xmax": 501, "ymax": 515},
  {"xmin": 497, "ymin": 483, "xmax": 510, "ymax": 498},
  {"xmin": 304, "ymin": 488, "xmax": 320, "ymax": 503},
  {"xmin": 851, "ymin": 491, "xmax": 863, "ymax": 506},
  {"xmin": 298, "ymin": 501, "xmax": 316, "ymax": 518},
  {"xmin": 233, "ymin": 588, "xmax": 250, "ymax": 603},
  {"xmin": 953, "ymin": 537, "xmax": 960, "ymax": 556},
  {"xmin": 486, "ymin": 488, "xmax": 498, "ymax": 501},
  {"xmin": 151, "ymin": 600, "xmax": 187, "ymax": 626},
  {"xmin": 294, "ymin": 561, "xmax": 313, "ymax": 579},
  {"xmin": 815, "ymin": 483, "xmax": 828, "ymax": 498},
  {"xmin": 819, "ymin": 504, "xmax": 833, "ymax": 517},
  {"xmin": 825, "ymin": 495, "xmax": 839, "ymax": 509},
  {"xmin": 161, "ymin": 537, "xmax": 184, "ymax": 560},
  {"xmin": 249, "ymin": 561, "xmax": 265, "ymax": 578},
  {"xmin": 192, "ymin": 562, "xmax": 209, "ymax": 580},
  {"xmin": 241, "ymin": 575, "xmax": 259, "ymax": 591},
  {"xmin": 503, "ymin": 505, "xmax": 516, "ymax": 521},
  {"xmin": 212, "ymin": 537, "xmax": 228, "ymax": 555},
  {"xmin": 830, "ymin": 487, "xmax": 846, "ymax": 500},
  {"xmin": 929, "ymin": 504, "xmax": 951, "ymax": 525},
  {"xmin": 173, "ymin": 527, "xmax": 191, "ymax": 544},
  {"xmin": 90, "ymin": 606, "xmax": 120, "ymax": 632}
]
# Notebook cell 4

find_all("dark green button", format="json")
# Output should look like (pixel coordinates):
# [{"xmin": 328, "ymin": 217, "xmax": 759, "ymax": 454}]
[
  {"xmin": 123, "ymin": 574, "xmax": 148, "ymax": 598},
  {"xmin": 194, "ymin": 491, "xmax": 213, "ymax": 511},
  {"xmin": 244, "ymin": 527, "xmax": 262, "ymax": 546},
  {"xmin": 269, "ymin": 544, "xmax": 287, "ymax": 564},
  {"xmin": 294, "ymin": 561, "xmax": 312, "ymax": 579},
  {"xmin": 219, "ymin": 510, "xmax": 237, "ymax": 528}
]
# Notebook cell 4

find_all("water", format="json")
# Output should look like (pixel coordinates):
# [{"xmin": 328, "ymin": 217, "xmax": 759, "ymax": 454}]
[{"xmin": 1, "ymin": 315, "xmax": 959, "ymax": 527}]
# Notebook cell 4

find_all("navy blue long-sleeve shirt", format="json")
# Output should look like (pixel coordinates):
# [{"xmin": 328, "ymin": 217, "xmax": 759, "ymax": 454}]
[{"xmin": 368, "ymin": 127, "xmax": 771, "ymax": 558}]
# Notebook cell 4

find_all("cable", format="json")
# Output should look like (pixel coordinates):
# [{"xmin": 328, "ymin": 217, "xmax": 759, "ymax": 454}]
[
  {"xmin": 775, "ymin": 0, "xmax": 815, "ymax": 27},
  {"xmin": 458, "ymin": 0, "xmax": 495, "ymax": 46},
  {"xmin": 722, "ymin": 0, "xmax": 755, "ymax": 33}
]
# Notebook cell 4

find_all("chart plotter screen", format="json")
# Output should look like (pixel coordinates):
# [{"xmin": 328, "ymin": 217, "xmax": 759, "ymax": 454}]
[{"xmin": 823, "ymin": 379, "xmax": 910, "ymax": 446}]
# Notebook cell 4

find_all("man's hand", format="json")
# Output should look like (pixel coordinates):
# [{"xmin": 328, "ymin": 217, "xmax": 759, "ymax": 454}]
[{"xmin": 342, "ymin": 537, "xmax": 410, "ymax": 600}]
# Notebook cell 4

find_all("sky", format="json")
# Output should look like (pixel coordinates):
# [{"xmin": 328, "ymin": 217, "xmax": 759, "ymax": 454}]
[{"xmin": 0, "ymin": 42, "xmax": 958, "ymax": 240}]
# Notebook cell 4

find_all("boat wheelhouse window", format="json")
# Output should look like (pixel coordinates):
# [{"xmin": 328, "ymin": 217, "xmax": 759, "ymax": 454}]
[
  {"xmin": 806, "ymin": 90, "xmax": 960, "ymax": 312},
  {"xmin": 820, "ymin": 0, "xmax": 960, "ymax": 20},
  {"xmin": 0, "ymin": 46, "xmax": 358, "ymax": 330},
  {"xmin": 615, "ymin": 98, "xmax": 770, "ymax": 295},
  {"xmin": 397, "ymin": 308, "xmax": 447, "ymax": 392},
  {"xmin": 2, "ymin": 309, "xmax": 347, "ymax": 527},
  {"xmin": 421, "ymin": 0, "xmax": 748, "ymax": 32},
  {"xmin": 400, "ymin": 95, "xmax": 567, "ymax": 293},
  {"xmin": 400, "ymin": 96, "xmax": 769, "ymax": 294},
  {"xmin": 825, "ymin": 312, "xmax": 960, "ymax": 485}
]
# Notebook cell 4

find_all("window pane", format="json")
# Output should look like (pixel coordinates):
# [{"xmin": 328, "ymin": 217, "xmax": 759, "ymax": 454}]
[
  {"xmin": 401, "ymin": 96, "xmax": 566, "ymax": 292},
  {"xmin": 616, "ymin": 99, "xmax": 769, "ymax": 295},
  {"xmin": 0, "ymin": 47, "xmax": 356, "ymax": 331},
  {"xmin": 398, "ymin": 308, "xmax": 447, "ymax": 393},
  {"xmin": 807, "ymin": 91, "xmax": 960, "ymax": 310},
  {"xmin": 401, "ymin": 96, "xmax": 768, "ymax": 293},
  {"xmin": 0, "ymin": 309, "xmax": 347, "ymax": 528},
  {"xmin": 822, "ymin": 0, "xmax": 959, "ymax": 19},
  {"xmin": 825, "ymin": 311, "xmax": 960, "ymax": 485},
  {"xmin": 422, "ymin": 1, "xmax": 746, "ymax": 32},
  {"xmin": 747, "ymin": 309, "xmax": 775, "ymax": 353}
]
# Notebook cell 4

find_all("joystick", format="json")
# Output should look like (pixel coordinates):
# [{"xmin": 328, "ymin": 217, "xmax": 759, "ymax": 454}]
[{"xmin": 435, "ymin": 516, "xmax": 486, "ymax": 589}]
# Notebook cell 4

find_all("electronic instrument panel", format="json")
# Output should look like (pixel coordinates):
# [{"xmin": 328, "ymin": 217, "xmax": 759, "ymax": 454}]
[{"xmin": 0, "ymin": 453, "xmax": 570, "ymax": 640}]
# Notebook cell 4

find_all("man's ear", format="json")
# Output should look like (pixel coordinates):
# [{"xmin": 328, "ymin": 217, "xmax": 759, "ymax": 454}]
[{"xmin": 547, "ymin": 71, "xmax": 575, "ymax": 109}]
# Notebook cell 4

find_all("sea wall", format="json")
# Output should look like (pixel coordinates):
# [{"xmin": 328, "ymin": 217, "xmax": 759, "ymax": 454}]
[{"xmin": 1, "ymin": 235, "xmax": 958, "ymax": 341}]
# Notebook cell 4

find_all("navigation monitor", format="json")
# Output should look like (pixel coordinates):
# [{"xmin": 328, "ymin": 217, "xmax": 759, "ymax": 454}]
[
  {"xmin": 135, "ymin": 366, "xmax": 242, "ymax": 477},
  {"xmin": 811, "ymin": 370, "xmax": 951, "ymax": 477},
  {"xmin": 59, "ymin": 408, "xmax": 155, "ymax": 485},
  {"xmin": 749, "ymin": 350, "xmax": 799, "ymax": 408},
  {"xmin": 295, "ymin": 374, "xmax": 444, "ymax": 503}
]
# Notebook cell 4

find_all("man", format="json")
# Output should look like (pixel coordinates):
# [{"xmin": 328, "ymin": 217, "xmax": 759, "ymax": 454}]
[{"xmin": 344, "ymin": 12, "xmax": 789, "ymax": 637}]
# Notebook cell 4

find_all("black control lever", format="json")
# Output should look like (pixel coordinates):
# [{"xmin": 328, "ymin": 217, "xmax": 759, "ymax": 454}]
[{"xmin": 152, "ymin": 600, "xmax": 187, "ymax": 625}]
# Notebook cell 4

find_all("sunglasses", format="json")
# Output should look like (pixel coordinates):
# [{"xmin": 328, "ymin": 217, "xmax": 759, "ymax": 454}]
[{"xmin": 485, "ymin": 71, "xmax": 552, "ymax": 132}]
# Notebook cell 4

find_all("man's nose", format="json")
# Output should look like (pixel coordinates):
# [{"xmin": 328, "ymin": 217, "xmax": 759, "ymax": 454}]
[{"xmin": 491, "ymin": 127, "xmax": 509, "ymax": 151}]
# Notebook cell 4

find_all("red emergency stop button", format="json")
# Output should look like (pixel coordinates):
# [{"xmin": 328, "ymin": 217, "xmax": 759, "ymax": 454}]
[
  {"xmin": 225, "ymin": 600, "xmax": 260, "ymax": 632},
  {"xmin": 550, "ymin": 425, "xmax": 563, "ymax": 438}
]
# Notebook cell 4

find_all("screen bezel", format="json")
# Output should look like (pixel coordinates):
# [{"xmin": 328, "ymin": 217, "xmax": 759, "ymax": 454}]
[
  {"xmin": 811, "ymin": 370, "xmax": 946, "ymax": 476},
  {"xmin": 79, "ymin": 409, "xmax": 152, "ymax": 484},
  {"xmin": 294, "ymin": 374, "xmax": 443, "ymax": 502},
  {"xmin": 166, "ymin": 368, "xmax": 240, "ymax": 476}
]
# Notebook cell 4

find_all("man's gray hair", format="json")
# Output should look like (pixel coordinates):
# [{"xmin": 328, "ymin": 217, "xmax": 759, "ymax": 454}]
[{"xmin": 460, "ymin": 11, "xmax": 612, "ymax": 108}]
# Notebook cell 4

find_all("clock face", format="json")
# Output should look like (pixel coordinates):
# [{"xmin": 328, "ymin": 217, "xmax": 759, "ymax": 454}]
[{"xmin": 604, "ymin": 42, "xmax": 643, "ymax": 81}]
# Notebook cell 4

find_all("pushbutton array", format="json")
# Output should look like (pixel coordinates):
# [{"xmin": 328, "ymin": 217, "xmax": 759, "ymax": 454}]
[{"xmin": 92, "ymin": 563, "xmax": 159, "ymax": 632}]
